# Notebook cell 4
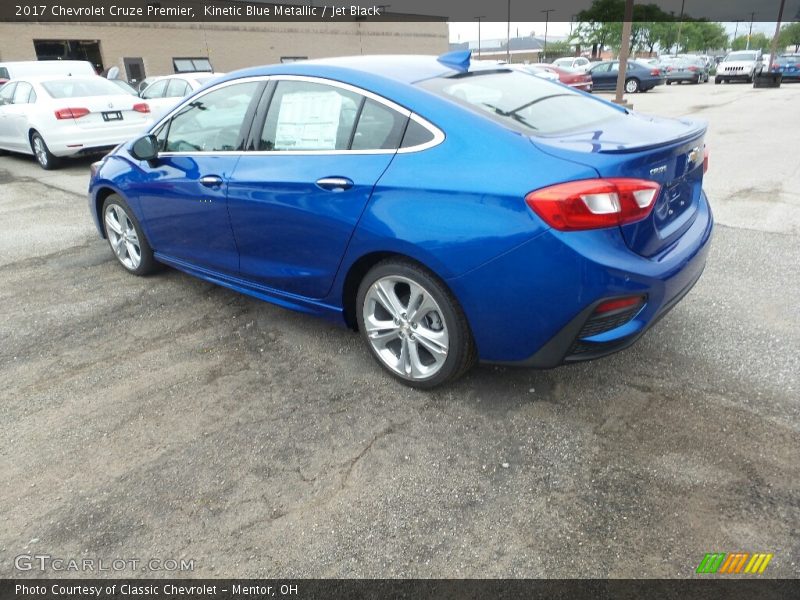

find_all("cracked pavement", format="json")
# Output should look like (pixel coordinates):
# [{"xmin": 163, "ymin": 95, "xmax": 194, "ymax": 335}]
[{"xmin": 0, "ymin": 82, "xmax": 798, "ymax": 578}]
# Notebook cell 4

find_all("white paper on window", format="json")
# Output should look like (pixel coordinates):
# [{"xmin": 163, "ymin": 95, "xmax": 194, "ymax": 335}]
[{"xmin": 274, "ymin": 91, "xmax": 343, "ymax": 150}]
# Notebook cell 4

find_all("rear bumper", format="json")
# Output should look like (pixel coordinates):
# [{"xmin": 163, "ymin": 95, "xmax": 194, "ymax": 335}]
[
  {"xmin": 43, "ymin": 121, "xmax": 148, "ymax": 157},
  {"xmin": 448, "ymin": 191, "xmax": 714, "ymax": 365}
]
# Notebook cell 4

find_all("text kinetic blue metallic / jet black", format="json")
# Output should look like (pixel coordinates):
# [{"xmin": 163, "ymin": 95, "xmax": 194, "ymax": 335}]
[{"xmin": 88, "ymin": 52, "xmax": 713, "ymax": 388}]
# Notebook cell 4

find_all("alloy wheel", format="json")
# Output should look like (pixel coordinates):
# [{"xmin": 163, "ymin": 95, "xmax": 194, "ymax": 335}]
[
  {"xmin": 104, "ymin": 204, "xmax": 142, "ymax": 270},
  {"xmin": 362, "ymin": 275, "xmax": 450, "ymax": 381}
]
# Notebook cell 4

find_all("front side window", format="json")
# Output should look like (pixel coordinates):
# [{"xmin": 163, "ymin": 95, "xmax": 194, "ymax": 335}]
[
  {"xmin": 166, "ymin": 79, "xmax": 190, "ymax": 98},
  {"xmin": 0, "ymin": 82, "xmax": 16, "ymax": 105},
  {"xmin": 12, "ymin": 82, "xmax": 33, "ymax": 104},
  {"xmin": 141, "ymin": 79, "xmax": 168, "ymax": 99},
  {"xmin": 164, "ymin": 81, "xmax": 259, "ymax": 153},
  {"xmin": 419, "ymin": 70, "xmax": 624, "ymax": 136}
]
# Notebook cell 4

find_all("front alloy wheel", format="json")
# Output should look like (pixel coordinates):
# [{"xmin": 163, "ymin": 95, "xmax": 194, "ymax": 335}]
[
  {"xmin": 102, "ymin": 194, "xmax": 157, "ymax": 276},
  {"xmin": 357, "ymin": 261, "xmax": 475, "ymax": 388}
]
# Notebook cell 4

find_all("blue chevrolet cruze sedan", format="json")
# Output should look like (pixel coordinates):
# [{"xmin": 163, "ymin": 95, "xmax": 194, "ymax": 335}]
[{"xmin": 88, "ymin": 52, "xmax": 713, "ymax": 388}]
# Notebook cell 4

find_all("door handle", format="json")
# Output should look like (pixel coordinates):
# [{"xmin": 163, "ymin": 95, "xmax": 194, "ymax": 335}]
[
  {"xmin": 316, "ymin": 177, "xmax": 353, "ymax": 192},
  {"xmin": 199, "ymin": 175, "xmax": 223, "ymax": 187}
]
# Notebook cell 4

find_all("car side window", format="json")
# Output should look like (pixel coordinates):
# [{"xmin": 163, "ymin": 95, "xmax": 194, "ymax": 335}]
[
  {"xmin": 260, "ymin": 80, "xmax": 369, "ymax": 151},
  {"xmin": 142, "ymin": 79, "xmax": 167, "ymax": 99},
  {"xmin": 0, "ymin": 82, "xmax": 16, "ymax": 105},
  {"xmin": 351, "ymin": 98, "xmax": 407, "ymax": 151},
  {"xmin": 164, "ymin": 81, "xmax": 260, "ymax": 153},
  {"xmin": 400, "ymin": 119, "xmax": 435, "ymax": 149},
  {"xmin": 12, "ymin": 82, "xmax": 33, "ymax": 104},
  {"xmin": 166, "ymin": 79, "xmax": 190, "ymax": 98},
  {"xmin": 591, "ymin": 63, "xmax": 609, "ymax": 74}
]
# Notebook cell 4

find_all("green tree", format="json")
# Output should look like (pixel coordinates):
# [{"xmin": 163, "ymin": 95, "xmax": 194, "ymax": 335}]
[
  {"xmin": 731, "ymin": 32, "xmax": 770, "ymax": 52},
  {"xmin": 683, "ymin": 21, "xmax": 728, "ymax": 53},
  {"xmin": 778, "ymin": 21, "xmax": 800, "ymax": 52},
  {"xmin": 573, "ymin": 0, "xmax": 625, "ymax": 57}
]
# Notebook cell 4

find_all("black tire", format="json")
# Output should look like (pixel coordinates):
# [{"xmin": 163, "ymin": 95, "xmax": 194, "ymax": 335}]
[
  {"xmin": 101, "ymin": 194, "xmax": 158, "ymax": 276},
  {"xmin": 30, "ymin": 130, "xmax": 61, "ymax": 170},
  {"xmin": 666, "ymin": 80, "xmax": 672, "ymax": 86},
  {"xmin": 624, "ymin": 78, "xmax": 640, "ymax": 93},
  {"xmin": 356, "ymin": 259, "xmax": 476, "ymax": 389},
  {"xmin": 714, "ymin": 76, "xmax": 721, "ymax": 84}
]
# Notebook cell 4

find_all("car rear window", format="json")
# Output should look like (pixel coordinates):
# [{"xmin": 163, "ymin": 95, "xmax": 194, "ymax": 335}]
[
  {"xmin": 418, "ymin": 70, "xmax": 622, "ymax": 136},
  {"xmin": 41, "ymin": 78, "xmax": 127, "ymax": 98}
]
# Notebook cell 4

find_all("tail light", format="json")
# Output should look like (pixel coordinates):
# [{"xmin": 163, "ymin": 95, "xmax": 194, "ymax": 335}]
[
  {"xmin": 525, "ymin": 178, "xmax": 661, "ymax": 231},
  {"xmin": 688, "ymin": 66, "xmax": 698, "ymax": 72},
  {"xmin": 54, "ymin": 107, "xmax": 90, "ymax": 120},
  {"xmin": 650, "ymin": 68, "xmax": 661, "ymax": 76},
  {"xmin": 132, "ymin": 102, "xmax": 150, "ymax": 113},
  {"xmin": 703, "ymin": 147, "xmax": 709, "ymax": 174}
]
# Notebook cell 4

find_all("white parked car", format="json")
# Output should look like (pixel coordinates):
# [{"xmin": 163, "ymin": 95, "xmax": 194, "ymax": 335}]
[
  {"xmin": 0, "ymin": 76, "xmax": 152, "ymax": 169},
  {"xmin": 139, "ymin": 73, "xmax": 225, "ymax": 118},
  {"xmin": 551, "ymin": 56, "xmax": 591, "ymax": 72},
  {"xmin": 715, "ymin": 51, "xmax": 762, "ymax": 84}
]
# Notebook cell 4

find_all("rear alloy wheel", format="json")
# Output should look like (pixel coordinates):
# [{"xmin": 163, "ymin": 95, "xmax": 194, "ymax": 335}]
[
  {"xmin": 102, "ymin": 194, "xmax": 157, "ymax": 276},
  {"xmin": 30, "ymin": 131, "xmax": 61, "ymax": 170},
  {"xmin": 357, "ymin": 260, "xmax": 475, "ymax": 388},
  {"xmin": 624, "ymin": 78, "xmax": 640, "ymax": 93}
]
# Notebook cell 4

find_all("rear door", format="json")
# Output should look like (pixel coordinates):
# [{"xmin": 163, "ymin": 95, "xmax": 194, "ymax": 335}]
[
  {"xmin": 590, "ymin": 62, "xmax": 616, "ymax": 89},
  {"xmin": 135, "ymin": 79, "xmax": 264, "ymax": 274},
  {"xmin": 227, "ymin": 77, "xmax": 408, "ymax": 298}
]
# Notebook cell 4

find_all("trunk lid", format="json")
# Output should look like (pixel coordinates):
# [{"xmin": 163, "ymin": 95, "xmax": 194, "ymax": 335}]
[{"xmin": 530, "ymin": 111, "xmax": 706, "ymax": 257}]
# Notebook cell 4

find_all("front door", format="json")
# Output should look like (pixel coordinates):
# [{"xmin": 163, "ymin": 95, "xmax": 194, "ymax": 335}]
[{"xmin": 134, "ymin": 80, "xmax": 264, "ymax": 274}]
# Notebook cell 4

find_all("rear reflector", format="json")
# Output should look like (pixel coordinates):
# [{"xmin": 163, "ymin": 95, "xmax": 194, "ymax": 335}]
[
  {"xmin": 703, "ymin": 146, "xmax": 709, "ymax": 174},
  {"xmin": 133, "ymin": 102, "xmax": 150, "ymax": 113},
  {"xmin": 525, "ymin": 178, "xmax": 661, "ymax": 231},
  {"xmin": 595, "ymin": 296, "xmax": 645, "ymax": 314},
  {"xmin": 54, "ymin": 107, "xmax": 90, "ymax": 120}
]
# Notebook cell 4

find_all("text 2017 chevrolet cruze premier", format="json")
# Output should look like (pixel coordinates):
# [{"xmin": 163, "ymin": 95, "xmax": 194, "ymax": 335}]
[{"xmin": 88, "ymin": 52, "xmax": 713, "ymax": 388}]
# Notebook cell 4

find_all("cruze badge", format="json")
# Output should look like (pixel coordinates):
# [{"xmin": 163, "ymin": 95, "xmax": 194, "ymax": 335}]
[{"xmin": 649, "ymin": 165, "xmax": 667, "ymax": 176}]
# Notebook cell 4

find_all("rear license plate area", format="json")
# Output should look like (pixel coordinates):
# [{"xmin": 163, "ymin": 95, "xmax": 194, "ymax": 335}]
[{"xmin": 102, "ymin": 111, "xmax": 123, "ymax": 122}]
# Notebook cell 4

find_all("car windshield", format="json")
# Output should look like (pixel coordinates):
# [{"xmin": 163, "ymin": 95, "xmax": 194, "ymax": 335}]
[
  {"xmin": 41, "ymin": 78, "xmax": 127, "ymax": 98},
  {"xmin": 725, "ymin": 52, "xmax": 757, "ymax": 62},
  {"xmin": 418, "ymin": 70, "xmax": 622, "ymax": 135}
]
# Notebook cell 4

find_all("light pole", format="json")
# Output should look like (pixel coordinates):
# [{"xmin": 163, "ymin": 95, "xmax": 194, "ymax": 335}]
[
  {"xmin": 542, "ymin": 9, "xmax": 554, "ymax": 63},
  {"xmin": 474, "ymin": 16, "xmax": 485, "ymax": 58},
  {"xmin": 506, "ymin": 0, "xmax": 511, "ymax": 63}
]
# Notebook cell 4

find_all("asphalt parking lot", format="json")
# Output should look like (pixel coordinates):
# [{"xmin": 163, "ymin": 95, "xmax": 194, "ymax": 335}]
[{"xmin": 1, "ymin": 81, "xmax": 798, "ymax": 579}]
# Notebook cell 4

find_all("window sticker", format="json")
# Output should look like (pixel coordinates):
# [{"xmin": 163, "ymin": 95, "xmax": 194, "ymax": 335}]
[{"xmin": 274, "ymin": 91, "xmax": 343, "ymax": 150}]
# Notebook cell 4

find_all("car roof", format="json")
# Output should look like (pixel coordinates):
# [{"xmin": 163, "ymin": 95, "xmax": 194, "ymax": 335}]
[{"xmin": 218, "ymin": 55, "xmax": 489, "ymax": 86}]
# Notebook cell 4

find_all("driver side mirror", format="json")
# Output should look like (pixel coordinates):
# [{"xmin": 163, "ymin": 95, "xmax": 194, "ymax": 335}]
[{"xmin": 130, "ymin": 134, "xmax": 159, "ymax": 161}]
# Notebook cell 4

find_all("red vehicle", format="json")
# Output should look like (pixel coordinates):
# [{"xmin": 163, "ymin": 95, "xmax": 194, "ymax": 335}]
[{"xmin": 523, "ymin": 64, "xmax": 593, "ymax": 92}]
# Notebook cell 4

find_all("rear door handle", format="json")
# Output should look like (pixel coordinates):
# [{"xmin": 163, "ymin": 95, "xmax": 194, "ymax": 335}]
[
  {"xmin": 316, "ymin": 177, "xmax": 353, "ymax": 192},
  {"xmin": 199, "ymin": 175, "xmax": 223, "ymax": 187}
]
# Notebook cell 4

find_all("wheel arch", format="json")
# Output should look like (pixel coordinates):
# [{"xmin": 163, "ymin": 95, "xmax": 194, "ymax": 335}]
[
  {"xmin": 94, "ymin": 187, "xmax": 122, "ymax": 238},
  {"xmin": 340, "ymin": 251, "xmax": 463, "ymax": 333}
]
